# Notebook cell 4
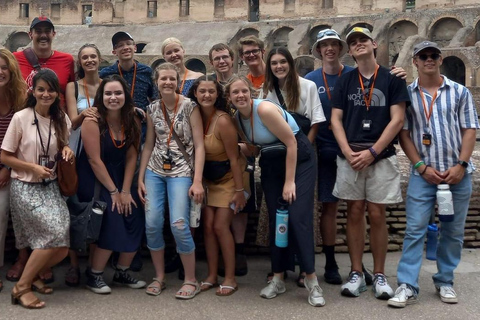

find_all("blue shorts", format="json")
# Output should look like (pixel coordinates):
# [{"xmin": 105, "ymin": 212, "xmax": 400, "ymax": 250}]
[{"xmin": 317, "ymin": 144, "xmax": 339, "ymax": 203}]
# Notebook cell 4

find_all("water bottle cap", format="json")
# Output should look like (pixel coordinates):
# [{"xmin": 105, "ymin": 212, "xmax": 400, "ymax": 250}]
[
  {"xmin": 277, "ymin": 197, "xmax": 289, "ymax": 210},
  {"xmin": 437, "ymin": 184, "xmax": 450, "ymax": 190}
]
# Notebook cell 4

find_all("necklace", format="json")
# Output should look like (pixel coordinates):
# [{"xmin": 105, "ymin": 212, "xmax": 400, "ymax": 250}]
[{"xmin": 107, "ymin": 121, "xmax": 125, "ymax": 148}]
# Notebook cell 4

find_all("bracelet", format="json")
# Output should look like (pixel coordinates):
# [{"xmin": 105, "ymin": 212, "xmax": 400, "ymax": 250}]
[
  {"xmin": 109, "ymin": 188, "xmax": 119, "ymax": 195},
  {"xmin": 414, "ymin": 160, "xmax": 425, "ymax": 169},
  {"xmin": 235, "ymin": 188, "xmax": 245, "ymax": 192},
  {"xmin": 121, "ymin": 189, "xmax": 131, "ymax": 194},
  {"xmin": 368, "ymin": 147, "xmax": 378, "ymax": 158},
  {"xmin": 420, "ymin": 165, "xmax": 430, "ymax": 176}
]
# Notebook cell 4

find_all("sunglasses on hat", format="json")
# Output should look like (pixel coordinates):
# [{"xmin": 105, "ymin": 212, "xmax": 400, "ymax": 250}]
[{"xmin": 317, "ymin": 30, "xmax": 340, "ymax": 40}]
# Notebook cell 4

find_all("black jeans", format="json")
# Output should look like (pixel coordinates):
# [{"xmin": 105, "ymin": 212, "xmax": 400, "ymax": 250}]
[{"xmin": 259, "ymin": 132, "xmax": 316, "ymax": 274}]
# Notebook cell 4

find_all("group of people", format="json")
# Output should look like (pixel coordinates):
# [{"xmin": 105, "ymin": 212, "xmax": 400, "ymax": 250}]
[{"xmin": 0, "ymin": 16, "xmax": 477, "ymax": 311}]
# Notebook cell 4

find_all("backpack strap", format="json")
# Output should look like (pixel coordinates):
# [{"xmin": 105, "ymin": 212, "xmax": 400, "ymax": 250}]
[{"xmin": 23, "ymin": 48, "xmax": 42, "ymax": 71}]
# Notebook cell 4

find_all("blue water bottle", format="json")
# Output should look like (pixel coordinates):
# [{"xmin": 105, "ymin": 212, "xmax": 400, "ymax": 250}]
[
  {"xmin": 426, "ymin": 223, "xmax": 438, "ymax": 261},
  {"xmin": 275, "ymin": 198, "xmax": 289, "ymax": 248}
]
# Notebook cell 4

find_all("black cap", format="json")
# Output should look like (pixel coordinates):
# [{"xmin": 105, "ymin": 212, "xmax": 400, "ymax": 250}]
[
  {"xmin": 413, "ymin": 41, "xmax": 441, "ymax": 57},
  {"xmin": 30, "ymin": 16, "xmax": 54, "ymax": 30},
  {"xmin": 112, "ymin": 31, "xmax": 134, "ymax": 48}
]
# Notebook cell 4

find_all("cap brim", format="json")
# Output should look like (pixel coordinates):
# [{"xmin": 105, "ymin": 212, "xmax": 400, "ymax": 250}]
[
  {"xmin": 413, "ymin": 46, "xmax": 441, "ymax": 57},
  {"xmin": 346, "ymin": 32, "xmax": 373, "ymax": 45},
  {"xmin": 311, "ymin": 37, "xmax": 348, "ymax": 60}
]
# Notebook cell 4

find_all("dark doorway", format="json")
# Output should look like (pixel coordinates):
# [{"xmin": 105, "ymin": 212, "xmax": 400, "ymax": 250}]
[{"xmin": 441, "ymin": 56, "xmax": 465, "ymax": 85}]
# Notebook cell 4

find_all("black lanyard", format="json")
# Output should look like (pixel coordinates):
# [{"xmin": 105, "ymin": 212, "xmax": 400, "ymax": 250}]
[{"xmin": 33, "ymin": 109, "xmax": 52, "ymax": 156}]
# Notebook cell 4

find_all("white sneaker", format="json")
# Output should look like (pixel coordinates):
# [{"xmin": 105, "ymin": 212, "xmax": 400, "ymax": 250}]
[
  {"xmin": 304, "ymin": 278, "xmax": 326, "ymax": 307},
  {"xmin": 260, "ymin": 277, "xmax": 286, "ymax": 299},
  {"xmin": 373, "ymin": 273, "xmax": 394, "ymax": 299},
  {"xmin": 341, "ymin": 271, "xmax": 367, "ymax": 297},
  {"xmin": 436, "ymin": 286, "xmax": 458, "ymax": 304},
  {"xmin": 388, "ymin": 284, "xmax": 417, "ymax": 308}
]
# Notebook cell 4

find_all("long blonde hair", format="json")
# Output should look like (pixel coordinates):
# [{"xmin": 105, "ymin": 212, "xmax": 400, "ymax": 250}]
[{"xmin": 0, "ymin": 48, "xmax": 27, "ymax": 111}]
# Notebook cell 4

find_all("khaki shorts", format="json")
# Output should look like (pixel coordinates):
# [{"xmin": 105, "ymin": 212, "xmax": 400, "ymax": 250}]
[{"xmin": 332, "ymin": 155, "xmax": 402, "ymax": 204}]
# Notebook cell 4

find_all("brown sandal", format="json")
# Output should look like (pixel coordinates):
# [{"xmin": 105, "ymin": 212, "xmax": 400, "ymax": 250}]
[
  {"xmin": 6, "ymin": 260, "xmax": 26, "ymax": 282},
  {"xmin": 31, "ymin": 278, "xmax": 53, "ymax": 294},
  {"xmin": 11, "ymin": 285, "xmax": 45, "ymax": 309}
]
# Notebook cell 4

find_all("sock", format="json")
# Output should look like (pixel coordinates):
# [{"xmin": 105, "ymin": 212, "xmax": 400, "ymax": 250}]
[
  {"xmin": 235, "ymin": 243, "xmax": 245, "ymax": 255},
  {"xmin": 90, "ymin": 268, "xmax": 103, "ymax": 274},
  {"xmin": 323, "ymin": 245, "xmax": 338, "ymax": 270},
  {"xmin": 305, "ymin": 276, "xmax": 319, "ymax": 289},
  {"xmin": 116, "ymin": 264, "xmax": 129, "ymax": 272}
]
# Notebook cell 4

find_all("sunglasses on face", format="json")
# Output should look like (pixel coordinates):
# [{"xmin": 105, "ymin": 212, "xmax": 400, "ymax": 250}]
[
  {"xmin": 242, "ymin": 49, "xmax": 261, "ymax": 57},
  {"xmin": 417, "ymin": 53, "xmax": 441, "ymax": 61},
  {"xmin": 316, "ymin": 30, "xmax": 339, "ymax": 40}
]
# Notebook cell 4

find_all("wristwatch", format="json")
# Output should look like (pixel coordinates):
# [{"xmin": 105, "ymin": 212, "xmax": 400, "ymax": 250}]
[{"xmin": 458, "ymin": 160, "xmax": 468, "ymax": 168}]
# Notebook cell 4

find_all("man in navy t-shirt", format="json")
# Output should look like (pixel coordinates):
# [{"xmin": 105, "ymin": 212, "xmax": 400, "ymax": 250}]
[{"xmin": 330, "ymin": 27, "xmax": 409, "ymax": 300}]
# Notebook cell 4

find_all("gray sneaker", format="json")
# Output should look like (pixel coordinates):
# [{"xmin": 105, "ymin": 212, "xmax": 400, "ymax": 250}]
[
  {"xmin": 260, "ymin": 277, "xmax": 286, "ymax": 299},
  {"xmin": 304, "ymin": 278, "xmax": 326, "ymax": 307},
  {"xmin": 436, "ymin": 285, "xmax": 458, "ymax": 304},
  {"xmin": 373, "ymin": 273, "xmax": 394, "ymax": 299},
  {"xmin": 388, "ymin": 284, "xmax": 417, "ymax": 308},
  {"xmin": 341, "ymin": 271, "xmax": 367, "ymax": 297}
]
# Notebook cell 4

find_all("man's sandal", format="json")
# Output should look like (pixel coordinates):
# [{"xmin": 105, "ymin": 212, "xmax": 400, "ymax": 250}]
[
  {"xmin": 11, "ymin": 285, "xmax": 45, "ymax": 309},
  {"xmin": 175, "ymin": 281, "xmax": 200, "ymax": 300},
  {"xmin": 146, "ymin": 278, "xmax": 166, "ymax": 296}
]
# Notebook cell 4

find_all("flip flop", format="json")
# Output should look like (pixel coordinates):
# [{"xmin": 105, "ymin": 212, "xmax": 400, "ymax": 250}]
[
  {"xmin": 215, "ymin": 285, "xmax": 238, "ymax": 296},
  {"xmin": 296, "ymin": 274, "xmax": 305, "ymax": 288},
  {"xmin": 200, "ymin": 281, "xmax": 218, "ymax": 292},
  {"xmin": 146, "ymin": 278, "xmax": 166, "ymax": 296},
  {"xmin": 175, "ymin": 281, "xmax": 200, "ymax": 300}
]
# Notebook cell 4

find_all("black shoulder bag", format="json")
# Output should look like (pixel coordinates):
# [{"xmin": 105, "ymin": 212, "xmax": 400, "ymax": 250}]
[{"xmin": 274, "ymin": 82, "xmax": 311, "ymax": 135}]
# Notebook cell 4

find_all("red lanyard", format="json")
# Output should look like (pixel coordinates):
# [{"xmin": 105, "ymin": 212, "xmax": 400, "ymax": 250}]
[
  {"xmin": 117, "ymin": 62, "xmax": 137, "ymax": 98},
  {"xmin": 107, "ymin": 123, "xmax": 125, "ymax": 149},
  {"xmin": 418, "ymin": 87, "xmax": 438, "ymax": 127},
  {"xmin": 179, "ymin": 70, "xmax": 189, "ymax": 94},
  {"xmin": 162, "ymin": 94, "xmax": 180, "ymax": 147},
  {"xmin": 204, "ymin": 110, "xmax": 215, "ymax": 135},
  {"xmin": 358, "ymin": 65, "xmax": 379, "ymax": 111},
  {"xmin": 322, "ymin": 66, "xmax": 343, "ymax": 100}
]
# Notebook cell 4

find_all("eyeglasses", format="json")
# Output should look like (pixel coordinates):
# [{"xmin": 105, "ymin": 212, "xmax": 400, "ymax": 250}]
[
  {"xmin": 418, "ymin": 53, "xmax": 441, "ymax": 61},
  {"xmin": 242, "ymin": 49, "xmax": 261, "ymax": 57},
  {"xmin": 316, "ymin": 30, "xmax": 339, "ymax": 40},
  {"xmin": 213, "ymin": 55, "xmax": 231, "ymax": 62}
]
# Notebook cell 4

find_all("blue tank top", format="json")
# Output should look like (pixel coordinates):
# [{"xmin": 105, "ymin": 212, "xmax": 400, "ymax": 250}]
[{"xmin": 236, "ymin": 99, "xmax": 299, "ymax": 145}]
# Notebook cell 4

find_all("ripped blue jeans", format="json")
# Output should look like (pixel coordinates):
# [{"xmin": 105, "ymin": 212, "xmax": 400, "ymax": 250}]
[{"xmin": 144, "ymin": 169, "xmax": 195, "ymax": 254}]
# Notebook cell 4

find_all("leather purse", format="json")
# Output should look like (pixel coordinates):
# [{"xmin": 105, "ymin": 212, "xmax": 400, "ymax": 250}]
[{"xmin": 56, "ymin": 152, "xmax": 78, "ymax": 196}]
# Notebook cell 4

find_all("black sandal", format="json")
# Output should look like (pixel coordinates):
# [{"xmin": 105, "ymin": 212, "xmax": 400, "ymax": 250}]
[{"xmin": 296, "ymin": 273, "xmax": 305, "ymax": 288}]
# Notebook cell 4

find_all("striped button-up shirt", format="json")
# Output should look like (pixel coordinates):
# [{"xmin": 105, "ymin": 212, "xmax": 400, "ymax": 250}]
[{"xmin": 405, "ymin": 76, "xmax": 479, "ymax": 174}]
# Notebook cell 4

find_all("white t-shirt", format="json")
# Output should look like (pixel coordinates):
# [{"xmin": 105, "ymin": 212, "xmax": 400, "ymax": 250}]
[{"xmin": 261, "ymin": 76, "xmax": 326, "ymax": 126}]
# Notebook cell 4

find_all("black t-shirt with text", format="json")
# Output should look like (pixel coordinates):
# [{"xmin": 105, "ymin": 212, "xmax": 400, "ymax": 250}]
[{"xmin": 331, "ymin": 66, "xmax": 410, "ymax": 149}]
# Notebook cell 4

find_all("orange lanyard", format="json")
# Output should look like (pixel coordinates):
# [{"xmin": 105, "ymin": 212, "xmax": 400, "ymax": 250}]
[
  {"xmin": 107, "ymin": 123, "xmax": 125, "ymax": 149},
  {"xmin": 322, "ymin": 66, "xmax": 343, "ymax": 100},
  {"xmin": 82, "ymin": 78, "xmax": 92, "ymax": 109},
  {"xmin": 162, "ymin": 94, "xmax": 180, "ymax": 147},
  {"xmin": 204, "ymin": 110, "xmax": 216, "ymax": 135},
  {"xmin": 179, "ymin": 70, "xmax": 189, "ymax": 94},
  {"xmin": 358, "ymin": 65, "xmax": 379, "ymax": 111},
  {"xmin": 117, "ymin": 62, "xmax": 137, "ymax": 98},
  {"xmin": 418, "ymin": 87, "xmax": 438, "ymax": 127}
]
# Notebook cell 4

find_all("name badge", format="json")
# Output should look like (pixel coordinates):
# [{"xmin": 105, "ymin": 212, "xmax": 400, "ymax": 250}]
[
  {"xmin": 422, "ymin": 133, "xmax": 432, "ymax": 146},
  {"xmin": 39, "ymin": 155, "xmax": 55, "ymax": 169},
  {"xmin": 362, "ymin": 120, "xmax": 372, "ymax": 131}
]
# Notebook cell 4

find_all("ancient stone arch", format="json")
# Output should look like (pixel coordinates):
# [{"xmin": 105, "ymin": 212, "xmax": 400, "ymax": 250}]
[
  {"xmin": 151, "ymin": 58, "xmax": 166, "ymax": 71},
  {"xmin": 4, "ymin": 31, "xmax": 30, "ymax": 52},
  {"xmin": 428, "ymin": 17, "xmax": 463, "ymax": 48},
  {"xmin": 136, "ymin": 42, "xmax": 148, "ymax": 54},
  {"xmin": 388, "ymin": 20, "xmax": 418, "ymax": 65},
  {"xmin": 441, "ymin": 56, "xmax": 466, "ymax": 85},
  {"xmin": 269, "ymin": 26, "xmax": 293, "ymax": 49},
  {"xmin": 185, "ymin": 58, "xmax": 206, "ymax": 74},
  {"xmin": 475, "ymin": 19, "xmax": 480, "ymax": 43},
  {"xmin": 294, "ymin": 56, "xmax": 314, "ymax": 77}
]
